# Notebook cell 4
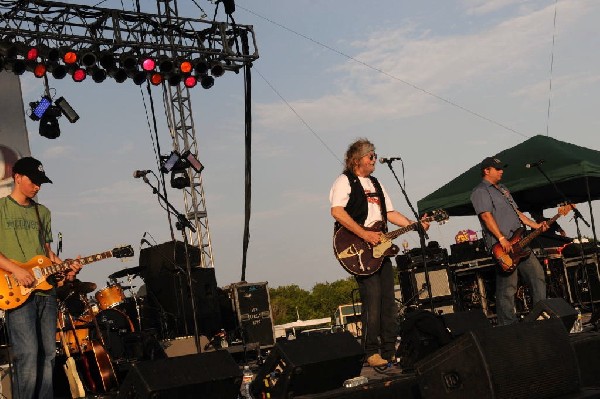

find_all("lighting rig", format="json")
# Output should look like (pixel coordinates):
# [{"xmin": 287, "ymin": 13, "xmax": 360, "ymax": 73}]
[
  {"xmin": 0, "ymin": 1, "xmax": 258, "ymax": 88},
  {"xmin": 161, "ymin": 150, "xmax": 205, "ymax": 189}
]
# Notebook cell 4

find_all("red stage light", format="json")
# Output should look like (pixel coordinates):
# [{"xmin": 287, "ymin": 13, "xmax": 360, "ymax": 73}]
[
  {"xmin": 141, "ymin": 57, "xmax": 156, "ymax": 72},
  {"xmin": 179, "ymin": 60, "xmax": 193, "ymax": 74},
  {"xmin": 26, "ymin": 47, "xmax": 39, "ymax": 61},
  {"xmin": 33, "ymin": 63, "xmax": 47, "ymax": 78},
  {"xmin": 63, "ymin": 51, "xmax": 78, "ymax": 64},
  {"xmin": 150, "ymin": 72, "xmax": 163, "ymax": 85},
  {"xmin": 184, "ymin": 75, "xmax": 197, "ymax": 88},
  {"xmin": 72, "ymin": 67, "xmax": 86, "ymax": 82}
]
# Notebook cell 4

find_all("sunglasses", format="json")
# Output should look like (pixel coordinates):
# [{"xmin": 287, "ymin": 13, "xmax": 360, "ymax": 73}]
[{"xmin": 364, "ymin": 153, "xmax": 377, "ymax": 161}]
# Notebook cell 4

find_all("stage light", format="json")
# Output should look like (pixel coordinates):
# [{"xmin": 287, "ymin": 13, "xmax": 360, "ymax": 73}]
[
  {"xmin": 48, "ymin": 62, "xmax": 67, "ymax": 79},
  {"xmin": 33, "ymin": 62, "xmax": 46, "ymax": 78},
  {"xmin": 99, "ymin": 52, "xmax": 115, "ymax": 69},
  {"xmin": 200, "ymin": 74, "xmax": 214, "ymax": 89},
  {"xmin": 47, "ymin": 48, "xmax": 60, "ymax": 62},
  {"xmin": 181, "ymin": 150, "xmax": 204, "ymax": 173},
  {"xmin": 80, "ymin": 50, "xmax": 97, "ymax": 67},
  {"xmin": 108, "ymin": 67, "xmax": 128, "ymax": 83},
  {"xmin": 5, "ymin": 58, "xmax": 26, "ymax": 75},
  {"xmin": 210, "ymin": 62, "xmax": 225, "ymax": 77},
  {"xmin": 127, "ymin": 69, "xmax": 146, "ymax": 85},
  {"xmin": 88, "ymin": 66, "xmax": 107, "ymax": 83},
  {"xmin": 170, "ymin": 169, "xmax": 190, "ymax": 189},
  {"xmin": 25, "ymin": 46, "xmax": 38, "ymax": 61},
  {"xmin": 55, "ymin": 96, "xmax": 79, "ymax": 123},
  {"xmin": 71, "ymin": 66, "xmax": 86, "ymax": 82},
  {"xmin": 160, "ymin": 151, "xmax": 181, "ymax": 173},
  {"xmin": 38, "ymin": 106, "xmax": 62, "ymax": 139},
  {"xmin": 193, "ymin": 58, "xmax": 209, "ymax": 75},
  {"xmin": 29, "ymin": 96, "xmax": 52, "ymax": 121},
  {"xmin": 140, "ymin": 56, "xmax": 156, "ymax": 72},
  {"xmin": 179, "ymin": 60, "xmax": 193, "ymax": 74},
  {"xmin": 149, "ymin": 72, "xmax": 163, "ymax": 85},
  {"xmin": 158, "ymin": 57, "xmax": 174, "ymax": 74},
  {"xmin": 120, "ymin": 53, "xmax": 138, "ymax": 71},
  {"xmin": 62, "ymin": 49, "xmax": 78, "ymax": 65},
  {"xmin": 184, "ymin": 75, "xmax": 197, "ymax": 88}
]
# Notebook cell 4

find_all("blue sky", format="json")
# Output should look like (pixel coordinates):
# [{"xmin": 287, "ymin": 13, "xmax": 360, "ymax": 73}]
[{"xmin": 10, "ymin": 0, "xmax": 600, "ymax": 291}]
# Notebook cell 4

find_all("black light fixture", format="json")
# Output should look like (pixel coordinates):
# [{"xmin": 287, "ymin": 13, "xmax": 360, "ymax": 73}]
[
  {"xmin": 29, "ymin": 93, "xmax": 79, "ymax": 138},
  {"xmin": 160, "ymin": 150, "xmax": 204, "ymax": 189},
  {"xmin": 38, "ymin": 106, "xmax": 62, "ymax": 139}
]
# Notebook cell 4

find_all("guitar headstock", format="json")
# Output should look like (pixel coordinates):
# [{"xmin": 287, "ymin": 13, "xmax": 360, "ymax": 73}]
[
  {"xmin": 113, "ymin": 245, "xmax": 134, "ymax": 259},
  {"xmin": 558, "ymin": 203, "xmax": 575, "ymax": 216},
  {"xmin": 428, "ymin": 209, "xmax": 449, "ymax": 224}
]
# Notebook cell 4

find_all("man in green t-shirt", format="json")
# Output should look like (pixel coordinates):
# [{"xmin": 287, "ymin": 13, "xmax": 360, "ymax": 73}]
[{"xmin": 0, "ymin": 157, "xmax": 81, "ymax": 399}]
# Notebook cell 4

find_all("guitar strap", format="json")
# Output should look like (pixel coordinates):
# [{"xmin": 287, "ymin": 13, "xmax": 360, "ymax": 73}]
[{"xmin": 32, "ymin": 200, "xmax": 49, "ymax": 257}]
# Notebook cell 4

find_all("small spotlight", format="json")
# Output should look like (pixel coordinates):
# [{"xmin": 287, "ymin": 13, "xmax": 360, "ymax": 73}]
[
  {"xmin": 179, "ymin": 60, "xmax": 193, "ymax": 74},
  {"xmin": 6, "ymin": 59, "xmax": 26, "ymax": 75},
  {"xmin": 33, "ymin": 62, "xmax": 46, "ymax": 78},
  {"xmin": 108, "ymin": 67, "xmax": 128, "ymax": 83},
  {"xmin": 120, "ymin": 53, "xmax": 138, "ymax": 71},
  {"xmin": 39, "ymin": 106, "xmax": 62, "ymax": 139},
  {"xmin": 140, "ymin": 56, "xmax": 156, "ymax": 72},
  {"xmin": 71, "ymin": 66, "xmax": 87, "ymax": 82},
  {"xmin": 181, "ymin": 150, "xmax": 204, "ymax": 173},
  {"xmin": 62, "ymin": 49, "xmax": 78, "ymax": 65},
  {"xmin": 184, "ymin": 75, "xmax": 197, "ymax": 88},
  {"xmin": 47, "ymin": 48, "xmax": 60, "ymax": 62},
  {"xmin": 210, "ymin": 62, "xmax": 225, "ymax": 77},
  {"xmin": 99, "ymin": 52, "xmax": 115, "ymax": 69},
  {"xmin": 88, "ymin": 66, "xmax": 107, "ymax": 83},
  {"xmin": 55, "ymin": 97, "xmax": 79, "ymax": 123},
  {"xmin": 25, "ymin": 46, "xmax": 39, "ymax": 61},
  {"xmin": 170, "ymin": 170, "xmax": 190, "ymax": 189},
  {"xmin": 193, "ymin": 58, "xmax": 209, "ymax": 75},
  {"xmin": 127, "ymin": 69, "xmax": 147, "ymax": 85},
  {"xmin": 29, "ymin": 96, "xmax": 52, "ymax": 121},
  {"xmin": 48, "ymin": 62, "xmax": 67, "ymax": 79},
  {"xmin": 80, "ymin": 51, "xmax": 97, "ymax": 67},
  {"xmin": 150, "ymin": 72, "xmax": 163, "ymax": 86},
  {"xmin": 168, "ymin": 74, "xmax": 182, "ymax": 86},
  {"xmin": 160, "ymin": 151, "xmax": 181, "ymax": 174},
  {"xmin": 200, "ymin": 75, "xmax": 214, "ymax": 89},
  {"xmin": 158, "ymin": 58, "xmax": 174, "ymax": 74}
]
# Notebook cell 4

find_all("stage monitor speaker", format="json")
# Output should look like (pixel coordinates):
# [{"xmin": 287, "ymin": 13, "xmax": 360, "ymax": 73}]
[
  {"xmin": 440, "ymin": 309, "xmax": 491, "ymax": 338},
  {"xmin": 523, "ymin": 297, "xmax": 578, "ymax": 331},
  {"xmin": 250, "ymin": 332, "xmax": 364, "ymax": 398},
  {"xmin": 117, "ymin": 351, "xmax": 241, "ymax": 399},
  {"xmin": 570, "ymin": 332, "xmax": 600, "ymax": 388},
  {"xmin": 416, "ymin": 318, "xmax": 580, "ymax": 399}
]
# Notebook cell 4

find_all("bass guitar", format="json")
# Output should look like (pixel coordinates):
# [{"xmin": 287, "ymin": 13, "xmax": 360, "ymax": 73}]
[
  {"xmin": 333, "ymin": 210, "xmax": 448, "ymax": 276},
  {"xmin": 492, "ymin": 204, "xmax": 574, "ymax": 273},
  {"xmin": 1, "ymin": 245, "xmax": 134, "ymax": 310}
]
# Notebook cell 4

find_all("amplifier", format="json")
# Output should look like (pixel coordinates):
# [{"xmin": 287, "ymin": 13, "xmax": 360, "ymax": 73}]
[
  {"xmin": 449, "ymin": 239, "xmax": 487, "ymax": 264},
  {"xmin": 230, "ymin": 282, "xmax": 275, "ymax": 348},
  {"xmin": 396, "ymin": 248, "xmax": 449, "ymax": 270}
]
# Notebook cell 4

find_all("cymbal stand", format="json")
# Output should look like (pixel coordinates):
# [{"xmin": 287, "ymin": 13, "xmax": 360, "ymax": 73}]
[{"xmin": 124, "ymin": 277, "xmax": 142, "ymax": 331}]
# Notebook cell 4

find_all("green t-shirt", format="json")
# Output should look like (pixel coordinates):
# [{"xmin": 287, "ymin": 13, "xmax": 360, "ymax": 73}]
[{"xmin": 0, "ymin": 196, "xmax": 52, "ymax": 263}]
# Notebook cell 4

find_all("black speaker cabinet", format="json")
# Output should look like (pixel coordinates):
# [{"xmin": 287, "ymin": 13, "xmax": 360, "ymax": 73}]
[
  {"xmin": 416, "ymin": 318, "xmax": 580, "ymax": 399},
  {"xmin": 440, "ymin": 309, "xmax": 491, "ymax": 338},
  {"xmin": 399, "ymin": 264, "xmax": 453, "ymax": 307},
  {"xmin": 523, "ymin": 297, "xmax": 578, "ymax": 331},
  {"xmin": 231, "ymin": 282, "xmax": 275, "ymax": 348},
  {"xmin": 570, "ymin": 332, "xmax": 600, "ymax": 388},
  {"xmin": 117, "ymin": 351, "xmax": 242, "ymax": 399},
  {"xmin": 563, "ymin": 255, "xmax": 600, "ymax": 304},
  {"xmin": 250, "ymin": 332, "xmax": 364, "ymax": 398}
]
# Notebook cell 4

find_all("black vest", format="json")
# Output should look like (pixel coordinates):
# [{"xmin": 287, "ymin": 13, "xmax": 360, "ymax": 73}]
[{"xmin": 334, "ymin": 171, "xmax": 387, "ymax": 231}]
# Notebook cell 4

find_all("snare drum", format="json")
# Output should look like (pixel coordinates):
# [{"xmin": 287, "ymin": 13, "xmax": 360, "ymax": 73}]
[
  {"xmin": 56, "ymin": 311, "xmax": 91, "ymax": 354},
  {"xmin": 95, "ymin": 284, "xmax": 126, "ymax": 310}
]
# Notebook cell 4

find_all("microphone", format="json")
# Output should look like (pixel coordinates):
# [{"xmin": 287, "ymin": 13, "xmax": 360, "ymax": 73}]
[
  {"xmin": 525, "ymin": 160, "xmax": 544, "ymax": 168},
  {"xmin": 58, "ymin": 232, "xmax": 63, "ymax": 253},
  {"xmin": 133, "ymin": 170, "xmax": 152, "ymax": 178},
  {"xmin": 379, "ymin": 157, "xmax": 402, "ymax": 164},
  {"xmin": 140, "ymin": 238, "xmax": 152, "ymax": 247}
]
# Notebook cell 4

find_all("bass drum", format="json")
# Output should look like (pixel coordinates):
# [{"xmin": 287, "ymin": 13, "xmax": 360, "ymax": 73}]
[{"xmin": 91, "ymin": 308, "xmax": 134, "ymax": 361}]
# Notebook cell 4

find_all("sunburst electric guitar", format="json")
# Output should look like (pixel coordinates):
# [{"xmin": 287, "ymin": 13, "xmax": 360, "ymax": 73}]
[
  {"xmin": 1, "ymin": 246, "xmax": 134, "ymax": 310},
  {"xmin": 492, "ymin": 204, "xmax": 574, "ymax": 273},
  {"xmin": 333, "ymin": 210, "xmax": 449, "ymax": 276}
]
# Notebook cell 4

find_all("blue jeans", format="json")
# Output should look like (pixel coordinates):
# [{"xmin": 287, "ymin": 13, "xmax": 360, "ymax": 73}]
[
  {"xmin": 496, "ymin": 253, "xmax": 546, "ymax": 326},
  {"xmin": 6, "ymin": 295, "xmax": 58, "ymax": 399},
  {"xmin": 355, "ymin": 259, "xmax": 397, "ymax": 360}
]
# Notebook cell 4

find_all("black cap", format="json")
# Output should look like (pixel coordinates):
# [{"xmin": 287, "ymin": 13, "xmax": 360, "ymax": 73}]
[
  {"xmin": 480, "ymin": 157, "xmax": 507, "ymax": 170},
  {"xmin": 13, "ymin": 157, "xmax": 52, "ymax": 185}
]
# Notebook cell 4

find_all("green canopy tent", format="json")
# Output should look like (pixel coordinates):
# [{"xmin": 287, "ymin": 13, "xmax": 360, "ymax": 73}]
[{"xmin": 418, "ymin": 135, "xmax": 600, "ymax": 217}]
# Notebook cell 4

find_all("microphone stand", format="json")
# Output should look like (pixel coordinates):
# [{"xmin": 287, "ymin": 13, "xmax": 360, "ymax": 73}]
[
  {"xmin": 381, "ymin": 160, "xmax": 434, "ymax": 313},
  {"xmin": 140, "ymin": 174, "xmax": 203, "ymax": 354},
  {"xmin": 530, "ymin": 164, "xmax": 596, "ymax": 316}
]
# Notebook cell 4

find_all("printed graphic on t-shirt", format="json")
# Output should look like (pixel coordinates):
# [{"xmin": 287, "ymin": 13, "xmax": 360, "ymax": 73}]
[{"xmin": 365, "ymin": 190, "xmax": 380, "ymax": 206}]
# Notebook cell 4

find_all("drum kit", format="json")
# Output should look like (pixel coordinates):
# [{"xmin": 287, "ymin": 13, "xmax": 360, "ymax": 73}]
[{"xmin": 55, "ymin": 265, "xmax": 158, "ymax": 365}]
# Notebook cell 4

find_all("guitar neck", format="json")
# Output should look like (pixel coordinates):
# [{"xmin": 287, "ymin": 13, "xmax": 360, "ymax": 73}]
[
  {"xmin": 384, "ymin": 221, "xmax": 421, "ymax": 241},
  {"xmin": 41, "ymin": 251, "xmax": 114, "ymax": 278},
  {"xmin": 519, "ymin": 213, "xmax": 562, "ymax": 248}
]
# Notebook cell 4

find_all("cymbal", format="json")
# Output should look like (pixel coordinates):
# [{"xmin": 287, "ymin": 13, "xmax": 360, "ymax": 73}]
[
  {"xmin": 56, "ymin": 280, "xmax": 98, "ymax": 300},
  {"xmin": 108, "ymin": 266, "xmax": 145, "ymax": 279}
]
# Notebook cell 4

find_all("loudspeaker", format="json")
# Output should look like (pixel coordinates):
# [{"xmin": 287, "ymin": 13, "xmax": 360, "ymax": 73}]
[
  {"xmin": 523, "ymin": 298, "xmax": 578, "ymax": 331},
  {"xmin": 250, "ymin": 332, "xmax": 364, "ymax": 398},
  {"xmin": 570, "ymin": 332, "xmax": 600, "ymax": 387},
  {"xmin": 416, "ymin": 318, "xmax": 580, "ymax": 399},
  {"xmin": 231, "ymin": 282, "xmax": 275, "ymax": 348},
  {"xmin": 565, "ymin": 259, "xmax": 600, "ymax": 304},
  {"xmin": 440, "ymin": 309, "xmax": 491, "ymax": 338},
  {"xmin": 117, "ymin": 351, "xmax": 242, "ymax": 399}
]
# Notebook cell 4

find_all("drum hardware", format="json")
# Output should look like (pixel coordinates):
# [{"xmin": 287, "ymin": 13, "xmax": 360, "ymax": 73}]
[{"xmin": 108, "ymin": 265, "xmax": 145, "ymax": 280}]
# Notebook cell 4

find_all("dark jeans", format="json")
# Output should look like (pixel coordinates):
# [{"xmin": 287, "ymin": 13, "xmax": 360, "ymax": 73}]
[
  {"xmin": 355, "ymin": 259, "xmax": 397, "ymax": 360},
  {"xmin": 6, "ymin": 295, "xmax": 58, "ymax": 399},
  {"xmin": 496, "ymin": 253, "xmax": 546, "ymax": 326}
]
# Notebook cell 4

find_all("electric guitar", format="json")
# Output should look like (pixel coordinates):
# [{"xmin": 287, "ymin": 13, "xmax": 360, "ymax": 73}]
[
  {"xmin": 1, "ymin": 245, "xmax": 134, "ymax": 310},
  {"xmin": 333, "ymin": 210, "xmax": 449, "ymax": 276},
  {"xmin": 492, "ymin": 204, "xmax": 574, "ymax": 273}
]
